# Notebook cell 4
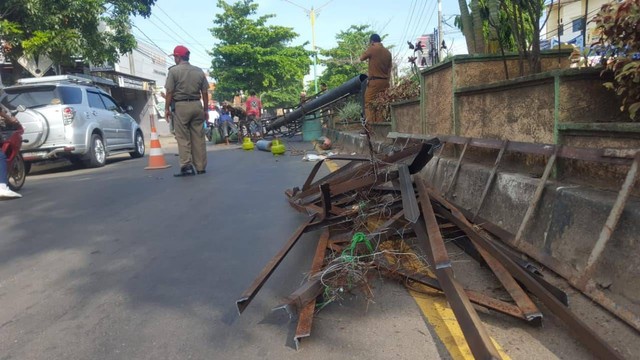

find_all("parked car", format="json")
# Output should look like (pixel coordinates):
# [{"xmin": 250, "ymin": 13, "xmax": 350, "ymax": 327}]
[{"xmin": 0, "ymin": 75, "xmax": 145, "ymax": 171}]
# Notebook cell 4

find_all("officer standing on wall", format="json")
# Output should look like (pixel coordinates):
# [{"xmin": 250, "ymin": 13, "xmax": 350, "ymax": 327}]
[
  {"xmin": 360, "ymin": 33, "xmax": 392, "ymax": 127},
  {"xmin": 164, "ymin": 45, "xmax": 209, "ymax": 176}
]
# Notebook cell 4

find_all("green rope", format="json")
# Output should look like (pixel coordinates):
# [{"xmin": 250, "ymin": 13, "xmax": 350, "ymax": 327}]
[{"xmin": 341, "ymin": 232, "xmax": 374, "ymax": 262}]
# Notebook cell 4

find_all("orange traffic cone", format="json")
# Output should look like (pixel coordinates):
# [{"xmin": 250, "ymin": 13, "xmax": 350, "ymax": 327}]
[{"xmin": 144, "ymin": 113, "xmax": 171, "ymax": 170}]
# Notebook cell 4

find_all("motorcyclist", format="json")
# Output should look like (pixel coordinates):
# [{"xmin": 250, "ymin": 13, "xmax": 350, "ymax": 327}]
[{"xmin": 0, "ymin": 108, "xmax": 22, "ymax": 199}]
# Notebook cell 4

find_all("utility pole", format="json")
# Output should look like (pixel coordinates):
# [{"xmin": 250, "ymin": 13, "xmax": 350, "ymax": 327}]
[
  {"xmin": 438, "ymin": 0, "xmax": 443, "ymax": 61},
  {"xmin": 281, "ymin": 0, "xmax": 334, "ymax": 93}
]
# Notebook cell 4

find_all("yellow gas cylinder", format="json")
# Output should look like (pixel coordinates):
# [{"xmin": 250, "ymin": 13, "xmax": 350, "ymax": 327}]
[
  {"xmin": 271, "ymin": 139, "xmax": 286, "ymax": 156},
  {"xmin": 242, "ymin": 137, "xmax": 255, "ymax": 151}
]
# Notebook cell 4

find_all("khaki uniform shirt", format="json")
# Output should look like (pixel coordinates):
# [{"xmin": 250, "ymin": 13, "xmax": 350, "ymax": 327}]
[
  {"xmin": 165, "ymin": 62, "xmax": 208, "ymax": 101},
  {"xmin": 360, "ymin": 43, "xmax": 392, "ymax": 79}
]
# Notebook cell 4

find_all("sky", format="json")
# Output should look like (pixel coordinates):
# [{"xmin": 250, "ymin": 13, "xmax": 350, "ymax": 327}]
[{"xmin": 132, "ymin": 0, "xmax": 465, "ymax": 81}]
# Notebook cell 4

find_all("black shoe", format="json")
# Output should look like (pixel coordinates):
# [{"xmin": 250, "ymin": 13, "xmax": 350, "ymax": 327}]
[
  {"xmin": 197, "ymin": 170, "xmax": 206, "ymax": 175},
  {"xmin": 174, "ymin": 165, "xmax": 196, "ymax": 177}
]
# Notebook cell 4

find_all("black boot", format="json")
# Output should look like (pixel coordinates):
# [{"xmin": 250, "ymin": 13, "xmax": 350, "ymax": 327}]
[{"xmin": 174, "ymin": 164, "xmax": 196, "ymax": 177}]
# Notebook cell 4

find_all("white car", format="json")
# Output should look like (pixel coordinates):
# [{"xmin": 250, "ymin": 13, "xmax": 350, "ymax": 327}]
[{"xmin": 0, "ymin": 75, "xmax": 145, "ymax": 170}]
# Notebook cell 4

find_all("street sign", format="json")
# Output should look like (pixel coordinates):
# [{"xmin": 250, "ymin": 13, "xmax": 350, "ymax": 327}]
[{"xmin": 17, "ymin": 55, "xmax": 53, "ymax": 77}]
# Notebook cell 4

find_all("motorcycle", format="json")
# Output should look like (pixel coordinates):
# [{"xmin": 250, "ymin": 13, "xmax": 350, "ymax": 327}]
[{"xmin": 1, "ymin": 105, "xmax": 27, "ymax": 191}]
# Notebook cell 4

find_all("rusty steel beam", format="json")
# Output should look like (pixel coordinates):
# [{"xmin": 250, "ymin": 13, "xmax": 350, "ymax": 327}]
[
  {"xmin": 329, "ymin": 170, "xmax": 399, "ymax": 197},
  {"xmin": 429, "ymin": 194, "xmax": 623, "ymax": 359},
  {"xmin": 291, "ymin": 142, "xmax": 434, "ymax": 208},
  {"xmin": 294, "ymin": 229, "xmax": 330, "ymax": 350},
  {"xmin": 398, "ymin": 165, "xmax": 419, "ymax": 223},
  {"xmin": 376, "ymin": 257, "xmax": 529, "ymax": 322},
  {"xmin": 474, "ymin": 245, "xmax": 542, "ymax": 324},
  {"xmin": 415, "ymin": 179, "xmax": 501, "ymax": 359},
  {"xmin": 236, "ymin": 215, "xmax": 316, "ymax": 314}
]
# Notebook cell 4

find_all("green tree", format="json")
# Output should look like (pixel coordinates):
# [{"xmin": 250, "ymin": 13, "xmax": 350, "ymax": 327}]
[
  {"xmin": 0, "ymin": 0, "xmax": 156, "ymax": 77},
  {"xmin": 457, "ymin": 0, "xmax": 547, "ymax": 75},
  {"xmin": 316, "ymin": 25, "xmax": 375, "ymax": 89},
  {"xmin": 209, "ymin": 0, "xmax": 312, "ymax": 108}
]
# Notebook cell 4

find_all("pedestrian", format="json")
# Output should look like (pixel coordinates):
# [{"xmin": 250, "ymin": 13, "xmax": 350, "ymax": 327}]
[
  {"xmin": 360, "ymin": 33, "xmax": 392, "ymax": 129},
  {"xmin": 218, "ymin": 103, "xmax": 235, "ymax": 146},
  {"xmin": 164, "ymin": 45, "xmax": 209, "ymax": 176},
  {"xmin": 244, "ymin": 90, "xmax": 262, "ymax": 137},
  {"xmin": 0, "ymin": 108, "xmax": 22, "ymax": 199}
]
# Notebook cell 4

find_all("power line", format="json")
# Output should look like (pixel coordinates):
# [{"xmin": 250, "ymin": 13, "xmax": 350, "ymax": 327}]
[
  {"xmin": 144, "ymin": 16, "xmax": 210, "ymax": 60},
  {"xmin": 131, "ymin": 26, "xmax": 210, "ymax": 70},
  {"xmin": 397, "ymin": 0, "xmax": 418, "ymax": 57},
  {"xmin": 153, "ymin": 4, "xmax": 212, "ymax": 56}
]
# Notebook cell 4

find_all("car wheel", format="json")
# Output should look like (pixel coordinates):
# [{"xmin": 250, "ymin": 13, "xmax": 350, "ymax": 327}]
[
  {"xmin": 85, "ymin": 134, "xmax": 107, "ymax": 168},
  {"xmin": 129, "ymin": 131, "xmax": 145, "ymax": 158},
  {"xmin": 8, "ymin": 153, "xmax": 26, "ymax": 191},
  {"xmin": 24, "ymin": 161, "xmax": 32, "ymax": 176}
]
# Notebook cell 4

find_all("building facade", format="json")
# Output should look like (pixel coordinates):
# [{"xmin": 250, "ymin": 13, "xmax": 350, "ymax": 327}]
[{"xmin": 544, "ymin": 0, "xmax": 611, "ymax": 49}]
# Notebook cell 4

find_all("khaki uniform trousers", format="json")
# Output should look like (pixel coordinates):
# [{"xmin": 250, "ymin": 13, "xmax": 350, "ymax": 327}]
[
  {"xmin": 173, "ymin": 101, "xmax": 207, "ymax": 171},
  {"xmin": 364, "ymin": 79, "xmax": 390, "ymax": 123}
]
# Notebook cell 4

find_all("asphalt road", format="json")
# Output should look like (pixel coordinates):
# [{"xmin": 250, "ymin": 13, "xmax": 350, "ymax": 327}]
[
  {"xmin": 0, "ymin": 142, "xmax": 439, "ymax": 360},
  {"xmin": 1, "ymin": 140, "xmax": 636, "ymax": 360}
]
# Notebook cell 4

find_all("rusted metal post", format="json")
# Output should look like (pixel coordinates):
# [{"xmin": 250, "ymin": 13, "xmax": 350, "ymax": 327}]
[
  {"xmin": 294, "ymin": 228, "xmax": 330, "ymax": 349},
  {"xmin": 514, "ymin": 147, "xmax": 559, "ymax": 246},
  {"xmin": 473, "ymin": 140, "xmax": 508, "ymax": 220},
  {"xmin": 579, "ymin": 152, "xmax": 640, "ymax": 287},
  {"xmin": 445, "ymin": 139, "xmax": 470, "ymax": 197}
]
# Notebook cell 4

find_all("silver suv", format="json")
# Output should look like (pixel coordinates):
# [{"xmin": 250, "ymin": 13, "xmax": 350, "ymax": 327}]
[{"xmin": 0, "ymin": 75, "xmax": 145, "ymax": 169}]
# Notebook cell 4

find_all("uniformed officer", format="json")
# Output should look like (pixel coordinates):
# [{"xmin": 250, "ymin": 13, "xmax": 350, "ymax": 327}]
[
  {"xmin": 360, "ymin": 33, "xmax": 392, "ymax": 125},
  {"xmin": 164, "ymin": 45, "xmax": 209, "ymax": 176}
]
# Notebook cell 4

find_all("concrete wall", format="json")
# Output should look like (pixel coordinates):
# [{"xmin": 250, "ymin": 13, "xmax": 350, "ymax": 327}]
[
  {"xmin": 424, "ymin": 64, "xmax": 453, "ymax": 136},
  {"xmin": 457, "ymin": 79, "xmax": 556, "ymax": 143},
  {"xmin": 391, "ymin": 99, "xmax": 420, "ymax": 134}
]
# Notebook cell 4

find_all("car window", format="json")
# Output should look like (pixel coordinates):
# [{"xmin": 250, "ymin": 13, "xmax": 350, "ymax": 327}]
[
  {"xmin": 58, "ymin": 86, "xmax": 83, "ymax": 105},
  {"xmin": 0, "ymin": 85, "xmax": 58, "ymax": 109},
  {"xmin": 100, "ymin": 94, "xmax": 121, "ymax": 112},
  {"xmin": 87, "ymin": 91, "xmax": 106, "ymax": 110}
]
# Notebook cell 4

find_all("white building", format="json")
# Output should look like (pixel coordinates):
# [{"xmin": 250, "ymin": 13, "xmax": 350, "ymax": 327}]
[
  {"xmin": 90, "ymin": 39, "xmax": 171, "ymax": 134},
  {"xmin": 544, "ymin": 0, "xmax": 611, "ymax": 48}
]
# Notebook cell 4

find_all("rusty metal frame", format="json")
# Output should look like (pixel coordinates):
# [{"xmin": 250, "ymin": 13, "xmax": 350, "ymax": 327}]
[
  {"xmin": 578, "ymin": 152, "xmax": 640, "ymax": 287},
  {"xmin": 428, "ymin": 189, "xmax": 623, "ymax": 359},
  {"xmin": 236, "ymin": 215, "xmax": 316, "ymax": 314},
  {"xmin": 435, "ymin": 134, "xmax": 636, "ymax": 166},
  {"xmin": 411, "ymin": 131, "xmax": 640, "ymax": 332}
]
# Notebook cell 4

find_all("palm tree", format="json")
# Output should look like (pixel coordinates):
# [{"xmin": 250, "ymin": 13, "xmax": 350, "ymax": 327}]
[{"xmin": 458, "ymin": 0, "xmax": 478, "ymax": 53}]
